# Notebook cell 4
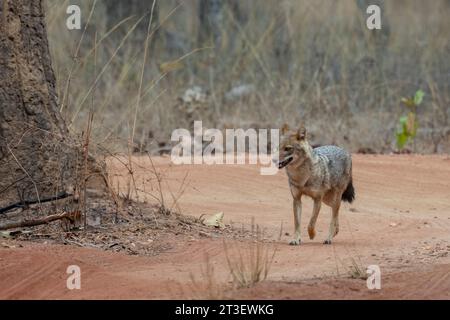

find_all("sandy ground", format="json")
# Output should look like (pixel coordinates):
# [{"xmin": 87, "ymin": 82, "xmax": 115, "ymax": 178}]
[{"xmin": 1, "ymin": 154, "xmax": 450, "ymax": 299}]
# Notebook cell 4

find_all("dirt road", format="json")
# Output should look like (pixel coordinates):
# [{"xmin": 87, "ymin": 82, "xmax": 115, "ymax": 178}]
[{"xmin": 1, "ymin": 155, "xmax": 449, "ymax": 299}]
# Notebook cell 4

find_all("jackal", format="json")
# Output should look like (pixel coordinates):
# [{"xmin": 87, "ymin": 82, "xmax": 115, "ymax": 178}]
[{"xmin": 277, "ymin": 125, "xmax": 355, "ymax": 245}]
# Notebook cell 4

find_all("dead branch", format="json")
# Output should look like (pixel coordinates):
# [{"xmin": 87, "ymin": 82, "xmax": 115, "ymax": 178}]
[
  {"xmin": 0, "ymin": 211, "xmax": 76, "ymax": 231},
  {"xmin": 0, "ymin": 191, "xmax": 71, "ymax": 215}
]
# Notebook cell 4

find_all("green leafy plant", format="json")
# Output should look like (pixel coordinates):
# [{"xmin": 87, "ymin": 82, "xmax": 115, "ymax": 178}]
[{"xmin": 396, "ymin": 90, "xmax": 425, "ymax": 150}]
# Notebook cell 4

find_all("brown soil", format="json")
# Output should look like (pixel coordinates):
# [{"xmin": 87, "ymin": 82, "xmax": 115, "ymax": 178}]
[{"xmin": 1, "ymin": 154, "xmax": 450, "ymax": 299}]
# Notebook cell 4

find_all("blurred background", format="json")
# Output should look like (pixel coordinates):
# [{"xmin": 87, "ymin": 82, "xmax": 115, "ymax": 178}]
[{"xmin": 45, "ymin": 0, "xmax": 450, "ymax": 154}]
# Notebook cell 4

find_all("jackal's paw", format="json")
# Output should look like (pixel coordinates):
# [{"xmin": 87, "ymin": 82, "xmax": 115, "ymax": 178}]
[
  {"xmin": 323, "ymin": 239, "xmax": 332, "ymax": 245},
  {"xmin": 308, "ymin": 227, "xmax": 316, "ymax": 240},
  {"xmin": 289, "ymin": 239, "xmax": 301, "ymax": 246}
]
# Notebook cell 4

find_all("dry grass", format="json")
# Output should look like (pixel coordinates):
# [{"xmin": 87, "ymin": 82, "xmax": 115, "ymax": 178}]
[
  {"xmin": 45, "ymin": 0, "xmax": 450, "ymax": 158},
  {"xmin": 189, "ymin": 254, "xmax": 227, "ymax": 300},
  {"xmin": 223, "ymin": 223, "xmax": 277, "ymax": 288},
  {"xmin": 347, "ymin": 257, "xmax": 368, "ymax": 280},
  {"xmin": 188, "ymin": 223, "xmax": 278, "ymax": 299}
]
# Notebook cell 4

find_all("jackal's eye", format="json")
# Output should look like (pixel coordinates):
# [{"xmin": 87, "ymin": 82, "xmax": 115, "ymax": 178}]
[{"xmin": 284, "ymin": 146, "xmax": 293, "ymax": 152}]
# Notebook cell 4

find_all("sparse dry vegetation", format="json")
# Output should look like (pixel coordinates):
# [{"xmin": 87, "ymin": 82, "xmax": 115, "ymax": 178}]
[
  {"xmin": 189, "ymin": 254, "xmax": 227, "ymax": 299},
  {"xmin": 46, "ymin": 0, "xmax": 450, "ymax": 155},
  {"xmin": 188, "ymin": 223, "xmax": 278, "ymax": 299},
  {"xmin": 223, "ymin": 224, "xmax": 277, "ymax": 288}
]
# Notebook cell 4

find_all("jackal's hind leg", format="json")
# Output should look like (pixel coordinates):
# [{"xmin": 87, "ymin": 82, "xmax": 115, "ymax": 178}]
[
  {"xmin": 289, "ymin": 198, "xmax": 302, "ymax": 245},
  {"xmin": 324, "ymin": 200, "xmax": 340, "ymax": 244}
]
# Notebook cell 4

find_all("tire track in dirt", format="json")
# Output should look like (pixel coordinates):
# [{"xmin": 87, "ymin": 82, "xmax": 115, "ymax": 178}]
[{"xmin": 0, "ymin": 252, "xmax": 64, "ymax": 299}]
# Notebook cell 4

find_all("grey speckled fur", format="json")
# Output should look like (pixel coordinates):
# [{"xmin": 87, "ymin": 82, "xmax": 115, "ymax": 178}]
[{"xmin": 311, "ymin": 145, "xmax": 353, "ymax": 195}]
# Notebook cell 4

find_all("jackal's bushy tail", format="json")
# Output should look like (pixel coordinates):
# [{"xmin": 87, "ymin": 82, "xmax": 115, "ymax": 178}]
[{"xmin": 342, "ymin": 179, "xmax": 355, "ymax": 203}]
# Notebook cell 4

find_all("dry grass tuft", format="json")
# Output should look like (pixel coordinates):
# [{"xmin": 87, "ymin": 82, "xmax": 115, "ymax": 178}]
[{"xmin": 223, "ymin": 224, "xmax": 277, "ymax": 288}]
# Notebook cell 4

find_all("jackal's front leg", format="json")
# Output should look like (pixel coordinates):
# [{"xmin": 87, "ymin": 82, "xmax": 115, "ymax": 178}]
[
  {"xmin": 289, "ymin": 198, "xmax": 302, "ymax": 245},
  {"xmin": 308, "ymin": 197, "xmax": 322, "ymax": 240}
]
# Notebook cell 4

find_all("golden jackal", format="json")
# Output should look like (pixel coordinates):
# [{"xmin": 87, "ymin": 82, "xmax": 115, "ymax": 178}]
[{"xmin": 277, "ymin": 125, "xmax": 355, "ymax": 245}]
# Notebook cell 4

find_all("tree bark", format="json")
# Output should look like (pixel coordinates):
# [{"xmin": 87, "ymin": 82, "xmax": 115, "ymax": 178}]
[
  {"xmin": 0, "ymin": 0, "xmax": 80, "ymax": 210},
  {"xmin": 272, "ymin": 2, "xmax": 292, "ymax": 75},
  {"xmin": 198, "ymin": 0, "xmax": 224, "ymax": 48}
]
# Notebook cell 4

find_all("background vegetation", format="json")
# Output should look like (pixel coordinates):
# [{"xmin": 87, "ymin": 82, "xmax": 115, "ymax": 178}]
[{"xmin": 46, "ymin": 0, "xmax": 450, "ymax": 154}]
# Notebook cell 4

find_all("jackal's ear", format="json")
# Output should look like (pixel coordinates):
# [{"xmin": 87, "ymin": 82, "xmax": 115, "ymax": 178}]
[
  {"xmin": 297, "ymin": 126, "xmax": 307, "ymax": 140},
  {"xmin": 281, "ymin": 123, "xmax": 290, "ymax": 135}
]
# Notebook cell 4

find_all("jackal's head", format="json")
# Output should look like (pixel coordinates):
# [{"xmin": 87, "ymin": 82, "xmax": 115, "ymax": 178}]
[{"xmin": 276, "ymin": 124, "xmax": 312, "ymax": 169}]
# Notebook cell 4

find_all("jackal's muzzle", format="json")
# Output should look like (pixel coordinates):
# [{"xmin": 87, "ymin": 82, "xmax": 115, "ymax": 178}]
[{"xmin": 277, "ymin": 156, "xmax": 293, "ymax": 169}]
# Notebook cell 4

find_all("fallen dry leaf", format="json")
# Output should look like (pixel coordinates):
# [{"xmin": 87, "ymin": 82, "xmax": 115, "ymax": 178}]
[{"xmin": 202, "ymin": 212, "xmax": 225, "ymax": 229}]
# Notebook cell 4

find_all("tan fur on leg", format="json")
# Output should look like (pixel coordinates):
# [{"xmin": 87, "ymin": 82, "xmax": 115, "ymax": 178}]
[
  {"xmin": 307, "ymin": 198, "xmax": 322, "ymax": 240},
  {"xmin": 308, "ymin": 226, "xmax": 316, "ymax": 240},
  {"xmin": 325, "ymin": 200, "xmax": 340, "ymax": 244},
  {"xmin": 289, "ymin": 198, "xmax": 302, "ymax": 245}
]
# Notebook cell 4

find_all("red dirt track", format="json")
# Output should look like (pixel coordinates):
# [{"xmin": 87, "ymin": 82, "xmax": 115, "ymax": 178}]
[{"xmin": 1, "ymin": 155, "xmax": 449, "ymax": 299}]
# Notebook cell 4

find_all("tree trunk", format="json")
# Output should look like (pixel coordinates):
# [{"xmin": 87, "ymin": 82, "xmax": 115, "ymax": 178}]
[
  {"xmin": 0, "ymin": 0, "xmax": 80, "ymax": 211},
  {"xmin": 198, "ymin": 0, "xmax": 224, "ymax": 48},
  {"xmin": 272, "ymin": 2, "xmax": 292, "ymax": 76}
]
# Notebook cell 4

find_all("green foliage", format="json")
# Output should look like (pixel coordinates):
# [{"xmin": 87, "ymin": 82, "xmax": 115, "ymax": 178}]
[
  {"xmin": 396, "ymin": 90, "xmax": 424, "ymax": 150},
  {"xmin": 414, "ymin": 90, "xmax": 425, "ymax": 105}
]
